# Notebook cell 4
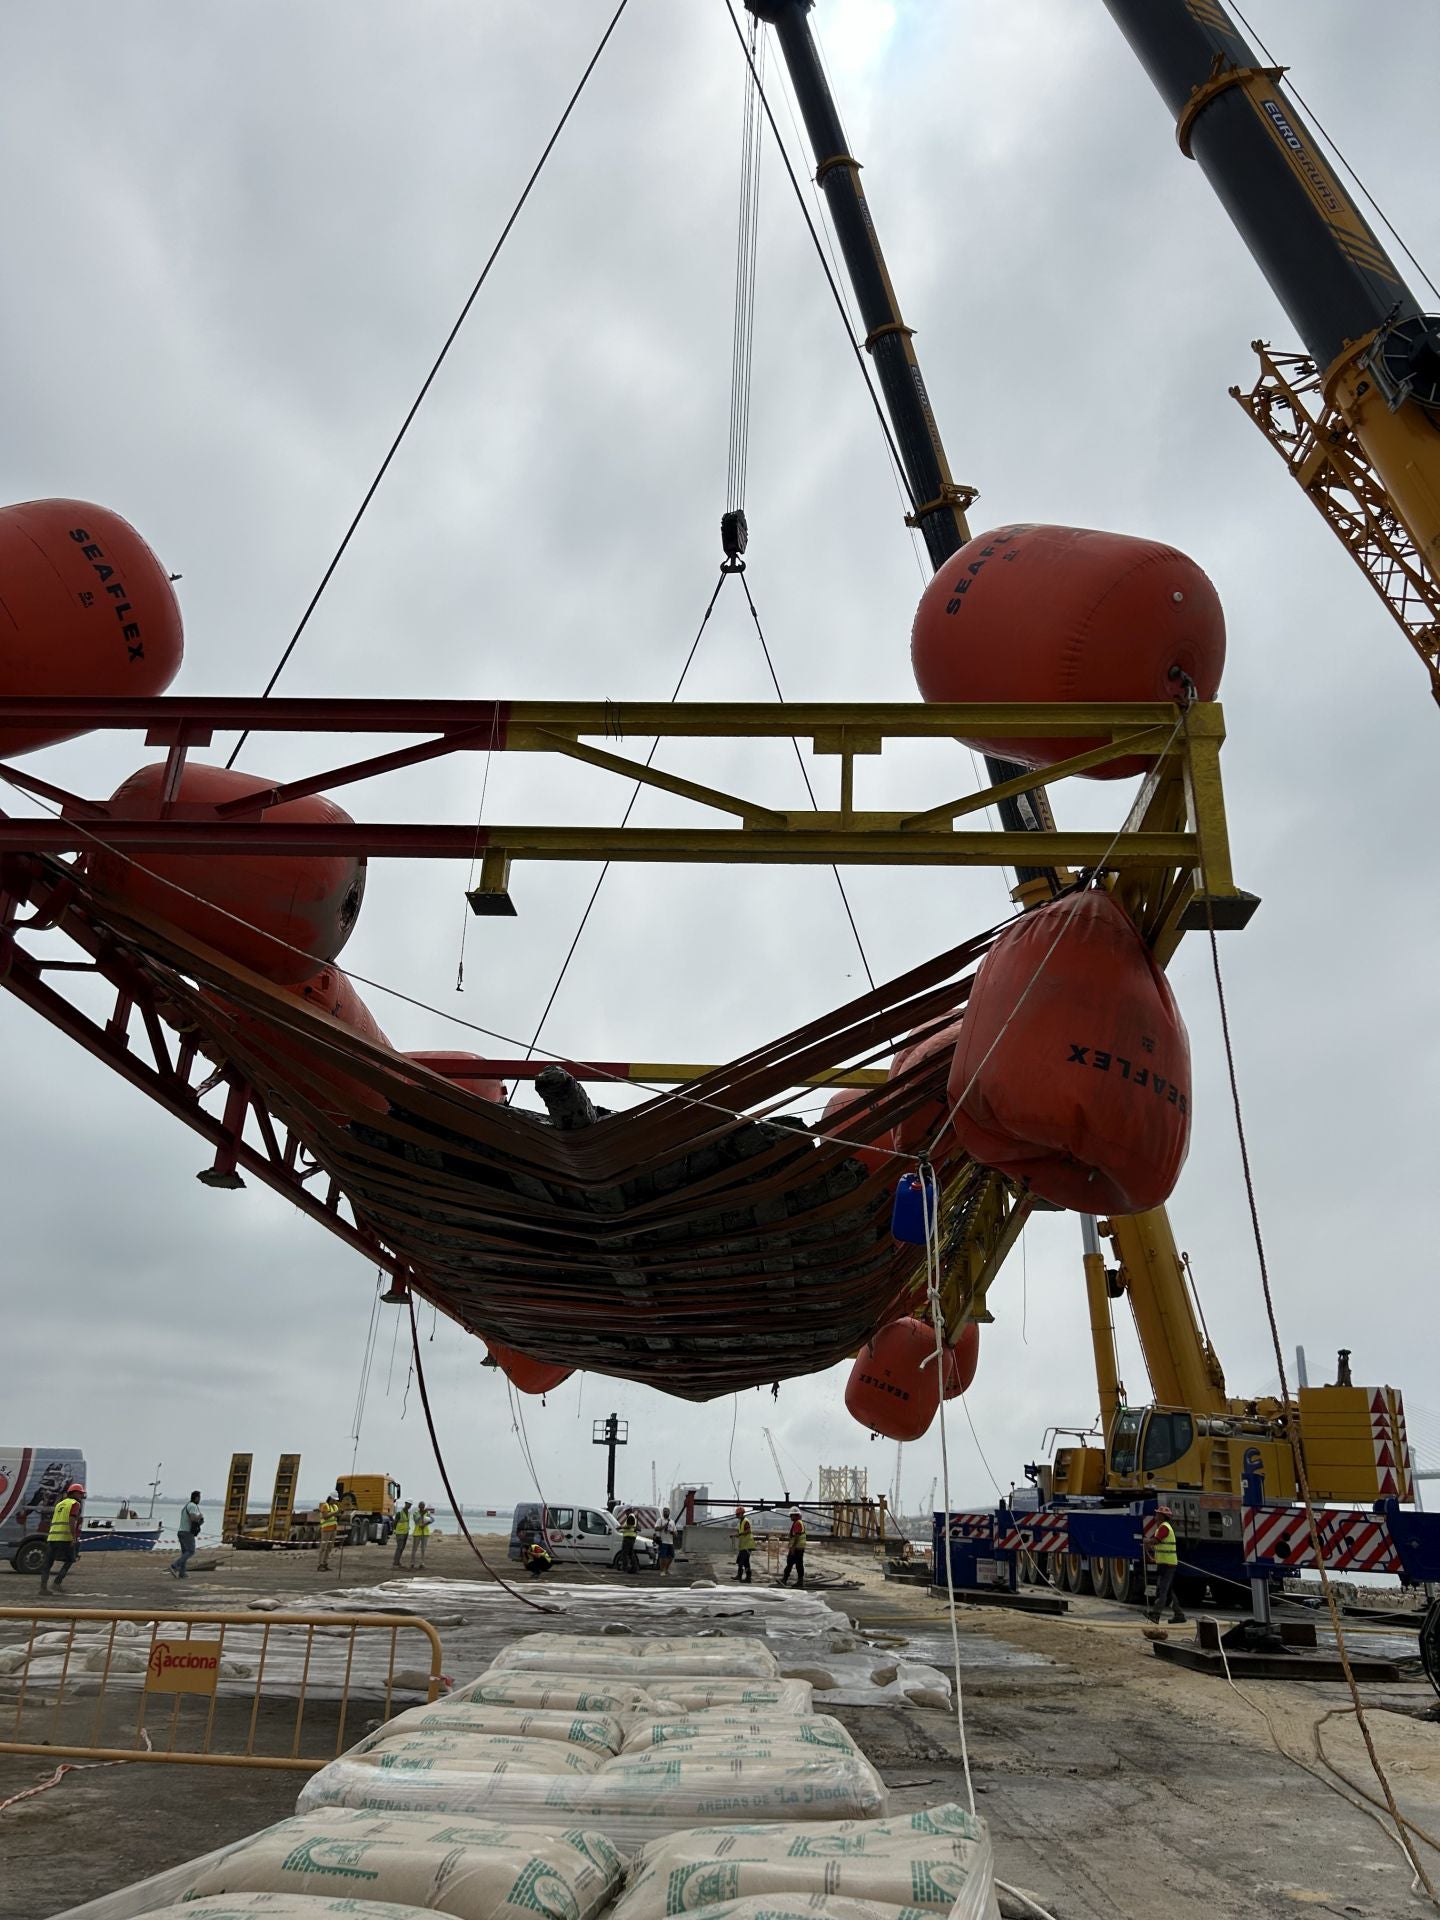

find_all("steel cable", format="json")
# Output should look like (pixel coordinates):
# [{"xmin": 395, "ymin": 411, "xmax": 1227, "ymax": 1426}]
[{"xmin": 226, "ymin": 0, "xmax": 633, "ymax": 765}]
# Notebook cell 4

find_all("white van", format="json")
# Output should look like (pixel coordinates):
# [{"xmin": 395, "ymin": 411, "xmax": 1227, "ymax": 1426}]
[{"xmin": 509, "ymin": 1502, "xmax": 656, "ymax": 1568}]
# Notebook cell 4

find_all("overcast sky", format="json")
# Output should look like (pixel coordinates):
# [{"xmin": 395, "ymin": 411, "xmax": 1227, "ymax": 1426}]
[{"xmin": 3, "ymin": 1, "xmax": 1438, "ymax": 1522}]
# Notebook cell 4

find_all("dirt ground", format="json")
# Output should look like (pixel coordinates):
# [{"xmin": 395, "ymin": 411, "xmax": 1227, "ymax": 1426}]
[{"xmin": 1, "ymin": 1531, "xmax": 1436, "ymax": 1919}]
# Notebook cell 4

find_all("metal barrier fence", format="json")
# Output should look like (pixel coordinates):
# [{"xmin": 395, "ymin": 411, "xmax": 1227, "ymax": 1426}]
[{"xmin": 0, "ymin": 1606, "xmax": 443, "ymax": 1771}]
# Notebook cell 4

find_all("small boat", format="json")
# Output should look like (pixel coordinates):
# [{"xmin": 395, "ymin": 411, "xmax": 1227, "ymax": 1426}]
[{"xmin": 80, "ymin": 1507, "xmax": 162, "ymax": 1554}]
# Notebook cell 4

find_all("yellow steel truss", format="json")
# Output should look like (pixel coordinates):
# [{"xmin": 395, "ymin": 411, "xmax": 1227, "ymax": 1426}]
[{"xmin": 1232, "ymin": 342, "xmax": 1440, "ymax": 703}]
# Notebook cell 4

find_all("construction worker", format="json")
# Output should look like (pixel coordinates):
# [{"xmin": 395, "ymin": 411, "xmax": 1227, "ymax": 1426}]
[
  {"xmin": 410, "ymin": 1502, "xmax": 432, "ymax": 1569},
  {"xmin": 170, "ymin": 1490, "xmax": 204, "ymax": 1579},
  {"xmin": 778, "ymin": 1507, "xmax": 807, "ymax": 1588},
  {"xmin": 734, "ymin": 1506, "xmax": 754, "ymax": 1584},
  {"xmin": 654, "ymin": 1506, "xmax": 675, "ymax": 1577},
  {"xmin": 525, "ymin": 1538, "xmax": 554, "ymax": 1578},
  {"xmin": 1146, "ymin": 1504, "xmax": 1185, "ymax": 1624},
  {"xmin": 391, "ymin": 1499, "xmax": 412, "ymax": 1569},
  {"xmin": 618, "ymin": 1508, "xmax": 640, "ymax": 1575},
  {"xmin": 316, "ymin": 1495, "xmax": 339, "ymax": 1573},
  {"xmin": 40, "ymin": 1482, "xmax": 84, "ymax": 1594}
]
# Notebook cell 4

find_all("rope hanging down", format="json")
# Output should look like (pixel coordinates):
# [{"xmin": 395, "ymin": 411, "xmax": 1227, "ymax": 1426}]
[{"xmin": 227, "ymin": 0, "xmax": 633, "ymax": 767}]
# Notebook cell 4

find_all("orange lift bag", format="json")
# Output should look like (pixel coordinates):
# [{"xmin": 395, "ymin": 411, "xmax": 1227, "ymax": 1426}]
[
  {"xmin": 945, "ymin": 891, "xmax": 1191, "ymax": 1214},
  {"xmin": 0, "ymin": 499, "xmax": 183, "ymax": 757},
  {"xmin": 845, "ymin": 1316, "xmax": 942, "ymax": 1441},
  {"xmin": 90, "ymin": 761, "xmax": 366, "ymax": 983},
  {"xmin": 910, "ymin": 522, "xmax": 1224, "ymax": 778},
  {"xmin": 486, "ymin": 1340, "xmax": 573, "ymax": 1396}
]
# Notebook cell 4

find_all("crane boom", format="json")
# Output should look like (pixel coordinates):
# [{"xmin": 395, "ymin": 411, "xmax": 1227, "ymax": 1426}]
[{"xmin": 1105, "ymin": 0, "xmax": 1440, "ymax": 699}]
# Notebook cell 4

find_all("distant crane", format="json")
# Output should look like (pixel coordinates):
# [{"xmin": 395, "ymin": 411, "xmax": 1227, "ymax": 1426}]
[{"xmin": 761, "ymin": 1427, "xmax": 793, "ymax": 1501}]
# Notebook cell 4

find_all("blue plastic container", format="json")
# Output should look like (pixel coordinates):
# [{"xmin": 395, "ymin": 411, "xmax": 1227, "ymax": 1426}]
[{"xmin": 891, "ymin": 1170, "xmax": 937, "ymax": 1245}]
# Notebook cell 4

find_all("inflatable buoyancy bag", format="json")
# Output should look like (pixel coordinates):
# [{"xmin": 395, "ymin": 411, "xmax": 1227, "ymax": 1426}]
[
  {"xmin": 844, "ymin": 1316, "xmax": 942, "ymax": 1441},
  {"xmin": 945, "ymin": 891, "xmax": 1191, "ymax": 1214}
]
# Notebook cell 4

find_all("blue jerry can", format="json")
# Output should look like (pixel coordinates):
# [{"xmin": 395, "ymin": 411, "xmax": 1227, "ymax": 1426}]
[{"xmin": 891, "ymin": 1171, "xmax": 937, "ymax": 1245}]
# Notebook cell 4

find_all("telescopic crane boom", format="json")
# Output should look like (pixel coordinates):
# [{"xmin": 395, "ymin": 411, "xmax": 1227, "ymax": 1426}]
[{"xmin": 1105, "ymin": 0, "xmax": 1440, "ymax": 700}]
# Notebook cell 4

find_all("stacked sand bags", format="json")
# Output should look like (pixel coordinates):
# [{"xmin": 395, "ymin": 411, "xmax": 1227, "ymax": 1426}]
[
  {"xmin": 613, "ymin": 1806, "xmax": 998, "ymax": 1920},
  {"xmin": 296, "ymin": 1635, "xmax": 886, "ymax": 1847},
  {"xmin": 157, "ymin": 1807, "xmax": 623, "ymax": 1918}
]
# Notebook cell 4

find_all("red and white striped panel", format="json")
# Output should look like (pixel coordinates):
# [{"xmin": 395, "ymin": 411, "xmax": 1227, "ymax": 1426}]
[
  {"xmin": 997, "ymin": 1512, "xmax": 1070, "ymax": 1555},
  {"xmin": 945, "ymin": 1513, "xmax": 995, "ymax": 1542},
  {"xmin": 1242, "ymin": 1505, "xmax": 1401, "ymax": 1574}
]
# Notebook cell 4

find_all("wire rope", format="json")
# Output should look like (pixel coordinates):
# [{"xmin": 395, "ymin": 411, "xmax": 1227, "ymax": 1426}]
[
  {"xmin": 726, "ymin": 13, "xmax": 765, "ymax": 516},
  {"xmin": 521, "ymin": 567, "xmax": 732, "ymax": 1058},
  {"xmin": 720, "ymin": 0, "xmax": 918, "ymax": 512},
  {"xmin": 1230, "ymin": 4, "xmax": 1440, "ymax": 306},
  {"xmin": 736, "ymin": 569, "xmax": 875, "ymax": 989},
  {"xmin": 225, "ymin": 0, "xmax": 633, "ymax": 766}
]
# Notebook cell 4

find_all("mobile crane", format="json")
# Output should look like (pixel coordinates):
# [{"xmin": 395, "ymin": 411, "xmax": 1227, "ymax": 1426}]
[
  {"xmin": 746, "ymin": 0, "xmax": 1430, "ymax": 1623},
  {"xmin": 1105, "ymin": 0, "xmax": 1440, "ymax": 703}
]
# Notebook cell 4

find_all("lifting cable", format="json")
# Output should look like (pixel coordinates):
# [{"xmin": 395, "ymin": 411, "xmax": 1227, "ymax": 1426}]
[
  {"xmin": 720, "ymin": 0, "xmax": 919, "ymax": 515},
  {"xmin": 225, "ymin": 0, "xmax": 633, "ymax": 767},
  {"xmin": 521, "ymin": 566, "xmax": 731, "ymax": 1059},
  {"xmin": 405, "ymin": 1290, "xmax": 558, "ymax": 1613},
  {"xmin": 1201, "ymin": 887, "xmax": 1439, "ymax": 1908},
  {"xmin": 719, "ymin": 19, "xmax": 875, "ymax": 991},
  {"xmin": 738, "ymin": 569, "xmax": 875, "ymax": 991},
  {"xmin": 726, "ymin": 10, "xmax": 765, "ymax": 521}
]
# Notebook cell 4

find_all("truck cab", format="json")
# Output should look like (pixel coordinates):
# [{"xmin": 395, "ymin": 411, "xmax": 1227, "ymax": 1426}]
[{"xmin": 509, "ymin": 1501, "xmax": 656, "ymax": 1568}]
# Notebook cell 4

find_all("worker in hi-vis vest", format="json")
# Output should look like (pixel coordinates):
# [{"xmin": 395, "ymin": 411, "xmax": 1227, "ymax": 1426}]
[
  {"xmin": 40, "ymin": 1482, "xmax": 85, "ymax": 1594},
  {"xmin": 391, "ymin": 1500, "xmax": 412, "ymax": 1569},
  {"xmin": 1146, "ymin": 1504, "xmax": 1185, "ymax": 1624},
  {"xmin": 316, "ymin": 1497, "xmax": 339, "ymax": 1573},
  {"xmin": 734, "ymin": 1506, "xmax": 755, "ymax": 1584},
  {"xmin": 618, "ymin": 1509, "xmax": 640, "ymax": 1575},
  {"xmin": 779, "ymin": 1507, "xmax": 807, "ymax": 1588},
  {"xmin": 409, "ymin": 1502, "xmax": 433, "ymax": 1569}
]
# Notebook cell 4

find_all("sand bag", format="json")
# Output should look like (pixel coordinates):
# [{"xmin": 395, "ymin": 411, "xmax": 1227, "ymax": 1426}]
[
  {"xmin": 299, "ymin": 1747, "xmax": 888, "ymax": 1843},
  {"xmin": 449, "ymin": 1674, "xmax": 665, "ymax": 1718},
  {"xmin": 354, "ymin": 1704, "xmax": 624, "ymax": 1757},
  {"xmin": 622, "ymin": 1718, "xmax": 856, "ymax": 1756},
  {"xmin": 180, "ymin": 1807, "xmax": 623, "ymax": 1920},
  {"xmin": 353, "ymin": 1731, "xmax": 605, "ymax": 1778},
  {"xmin": 618, "ymin": 1807, "xmax": 997, "ymax": 1920},
  {"xmin": 655, "ymin": 1899, "xmax": 933, "ymax": 1920},
  {"xmin": 637, "ymin": 1681, "xmax": 813, "ymax": 1716},
  {"xmin": 491, "ymin": 1636, "xmax": 779, "ymax": 1681},
  {"xmin": 138, "ymin": 1899, "xmax": 441, "ymax": 1919}
]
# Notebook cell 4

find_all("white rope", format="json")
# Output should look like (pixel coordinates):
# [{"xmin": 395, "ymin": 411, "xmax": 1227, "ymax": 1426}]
[{"xmin": 921, "ymin": 1157, "xmax": 975, "ymax": 1816}]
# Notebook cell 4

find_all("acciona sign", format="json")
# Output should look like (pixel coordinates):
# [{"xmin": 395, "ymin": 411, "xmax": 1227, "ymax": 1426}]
[{"xmin": 145, "ymin": 1638, "xmax": 222, "ymax": 1695}]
